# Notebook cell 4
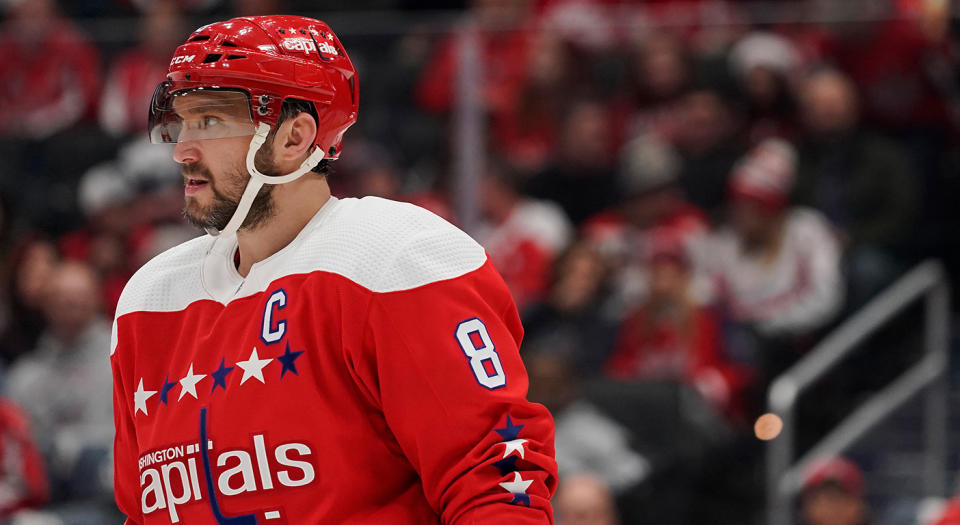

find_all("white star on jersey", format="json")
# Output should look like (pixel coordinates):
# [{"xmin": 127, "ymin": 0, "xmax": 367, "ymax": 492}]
[
  {"xmin": 498, "ymin": 472, "xmax": 533, "ymax": 495},
  {"xmin": 502, "ymin": 438, "xmax": 527, "ymax": 459},
  {"xmin": 236, "ymin": 347, "xmax": 272, "ymax": 385},
  {"xmin": 178, "ymin": 364, "xmax": 206, "ymax": 401},
  {"xmin": 134, "ymin": 378, "xmax": 157, "ymax": 416}
]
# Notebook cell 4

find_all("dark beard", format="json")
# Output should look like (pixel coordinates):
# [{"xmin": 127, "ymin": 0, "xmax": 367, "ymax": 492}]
[{"xmin": 182, "ymin": 162, "xmax": 276, "ymax": 233}]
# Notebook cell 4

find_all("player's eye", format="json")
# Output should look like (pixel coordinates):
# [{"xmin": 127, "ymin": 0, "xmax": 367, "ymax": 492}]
[{"xmin": 201, "ymin": 115, "xmax": 222, "ymax": 128}]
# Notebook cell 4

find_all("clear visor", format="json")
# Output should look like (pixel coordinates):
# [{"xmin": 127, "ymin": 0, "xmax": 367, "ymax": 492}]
[{"xmin": 148, "ymin": 82, "xmax": 257, "ymax": 144}]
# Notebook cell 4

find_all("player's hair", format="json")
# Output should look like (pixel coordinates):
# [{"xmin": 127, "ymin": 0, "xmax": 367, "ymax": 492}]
[{"xmin": 275, "ymin": 98, "xmax": 330, "ymax": 176}]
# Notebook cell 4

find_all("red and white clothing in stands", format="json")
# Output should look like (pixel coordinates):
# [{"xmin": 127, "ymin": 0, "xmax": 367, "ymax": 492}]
[
  {"xmin": 111, "ymin": 197, "xmax": 558, "ymax": 524},
  {"xmin": 0, "ymin": 19, "xmax": 101, "ymax": 138},
  {"xmin": 582, "ymin": 204, "xmax": 711, "ymax": 308},
  {"xmin": 706, "ymin": 208, "xmax": 843, "ymax": 335},
  {"xmin": 100, "ymin": 49, "xmax": 170, "ymax": 136},
  {"xmin": 476, "ymin": 199, "xmax": 572, "ymax": 311}
]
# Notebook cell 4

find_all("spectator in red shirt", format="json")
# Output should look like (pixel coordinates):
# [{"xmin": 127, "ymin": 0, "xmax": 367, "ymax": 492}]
[
  {"xmin": 416, "ymin": 0, "xmax": 534, "ymax": 117},
  {"xmin": 492, "ymin": 28, "xmax": 590, "ymax": 177},
  {"xmin": 605, "ymin": 233, "xmax": 737, "ymax": 414},
  {"xmin": 0, "ymin": 0, "xmax": 101, "ymax": 139},
  {"xmin": 99, "ymin": 0, "xmax": 185, "ymax": 137}
]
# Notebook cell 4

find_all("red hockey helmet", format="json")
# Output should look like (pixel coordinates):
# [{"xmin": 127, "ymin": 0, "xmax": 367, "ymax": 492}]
[{"xmin": 148, "ymin": 15, "xmax": 358, "ymax": 161}]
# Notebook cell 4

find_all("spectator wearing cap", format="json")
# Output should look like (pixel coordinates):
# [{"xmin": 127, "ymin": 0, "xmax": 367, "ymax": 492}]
[
  {"xmin": 582, "ymin": 133, "xmax": 710, "ymax": 313},
  {"xmin": 793, "ymin": 67, "xmax": 918, "ymax": 306},
  {"xmin": 728, "ymin": 31, "xmax": 802, "ymax": 145},
  {"xmin": 60, "ymin": 162, "xmax": 137, "ymax": 318},
  {"xmin": 604, "ymin": 230, "xmax": 745, "ymax": 418},
  {"xmin": 800, "ymin": 456, "xmax": 869, "ymax": 525},
  {"xmin": 706, "ymin": 139, "xmax": 843, "ymax": 376},
  {"xmin": 476, "ymin": 160, "xmax": 573, "ymax": 312}
]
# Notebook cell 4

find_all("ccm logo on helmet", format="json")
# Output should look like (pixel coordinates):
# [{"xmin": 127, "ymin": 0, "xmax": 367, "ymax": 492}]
[
  {"xmin": 281, "ymin": 37, "xmax": 339, "ymax": 57},
  {"xmin": 170, "ymin": 55, "xmax": 196, "ymax": 66}
]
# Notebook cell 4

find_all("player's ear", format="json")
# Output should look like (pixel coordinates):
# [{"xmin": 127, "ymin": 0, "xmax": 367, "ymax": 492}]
[{"xmin": 277, "ymin": 112, "xmax": 317, "ymax": 161}]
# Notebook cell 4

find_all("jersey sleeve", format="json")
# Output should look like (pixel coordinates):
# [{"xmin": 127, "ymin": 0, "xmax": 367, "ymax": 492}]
[
  {"xmin": 111, "ymin": 318, "xmax": 144, "ymax": 525},
  {"xmin": 358, "ymin": 258, "xmax": 558, "ymax": 524}
]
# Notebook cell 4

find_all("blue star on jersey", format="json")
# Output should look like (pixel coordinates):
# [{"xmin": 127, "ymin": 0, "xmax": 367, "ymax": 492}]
[
  {"xmin": 495, "ymin": 415, "xmax": 524, "ymax": 441},
  {"xmin": 277, "ymin": 341, "xmax": 305, "ymax": 378},
  {"xmin": 159, "ymin": 375, "xmax": 177, "ymax": 405},
  {"xmin": 492, "ymin": 455, "xmax": 519, "ymax": 476},
  {"xmin": 211, "ymin": 357, "xmax": 235, "ymax": 392}
]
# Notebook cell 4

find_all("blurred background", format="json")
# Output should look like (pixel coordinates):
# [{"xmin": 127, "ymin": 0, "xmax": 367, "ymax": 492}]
[{"xmin": 0, "ymin": 0, "xmax": 958, "ymax": 524}]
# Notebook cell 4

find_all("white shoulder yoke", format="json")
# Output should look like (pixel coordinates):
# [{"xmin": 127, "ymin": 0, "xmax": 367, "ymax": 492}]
[
  {"xmin": 283, "ymin": 196, "xmax": 487, "ymax": 293},
  {"xmin": 115, "ymin": 234, "xmax": 215, "ymax": 319},
  {"xmin": 114, "ymin": 197, "xmax": 487, "ymax": 319}
]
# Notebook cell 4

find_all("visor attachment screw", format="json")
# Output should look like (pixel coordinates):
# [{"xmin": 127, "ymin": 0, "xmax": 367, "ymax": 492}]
[{"xmin": 257, "ymin": 94, "xmax": 270, "ymax": 116}]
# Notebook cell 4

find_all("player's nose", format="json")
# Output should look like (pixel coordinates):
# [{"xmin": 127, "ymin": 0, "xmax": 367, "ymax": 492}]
[{"xmin": 173, "ymin": 139, "xmax": 200, "ymax": 165}]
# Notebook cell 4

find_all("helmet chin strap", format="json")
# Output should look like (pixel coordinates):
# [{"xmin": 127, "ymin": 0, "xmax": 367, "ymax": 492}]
[{"xmin": 205, "ymin": 122, "xmax": 328, "ymax": 237}]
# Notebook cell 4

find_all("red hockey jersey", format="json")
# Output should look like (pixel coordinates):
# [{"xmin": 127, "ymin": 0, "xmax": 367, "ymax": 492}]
[{"xmin": 111, "ymin": 196, "xmax": 558, "ymax": 524}]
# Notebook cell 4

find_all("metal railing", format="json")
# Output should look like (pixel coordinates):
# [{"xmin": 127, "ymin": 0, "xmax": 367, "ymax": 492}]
[{"xmin": 766, "ymin": 260, "xmax": 951, "ymax": 525}]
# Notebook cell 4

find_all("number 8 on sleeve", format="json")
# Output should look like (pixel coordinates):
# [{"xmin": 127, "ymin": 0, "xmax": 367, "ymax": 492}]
[{"xmin": 455, "ymin": 318, "xmax": 507, "ymax": 390}]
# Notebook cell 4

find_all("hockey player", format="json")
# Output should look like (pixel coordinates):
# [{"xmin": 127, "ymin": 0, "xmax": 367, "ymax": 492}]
[{"xmin": 110, "ymin": 15, "xmax": 557, "ymax": 524}]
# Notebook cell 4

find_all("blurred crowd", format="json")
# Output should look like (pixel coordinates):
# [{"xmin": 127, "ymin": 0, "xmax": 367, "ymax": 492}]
[{"xmin": 0, "ymin": 0, "xmax": 958, "ymax": 523}]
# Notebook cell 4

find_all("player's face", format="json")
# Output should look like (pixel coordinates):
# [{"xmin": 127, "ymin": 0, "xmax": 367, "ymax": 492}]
[{"xmin": 171, "ymin": 91, "xmax": 275, "ymax": 232}]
